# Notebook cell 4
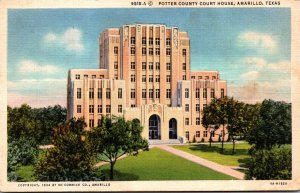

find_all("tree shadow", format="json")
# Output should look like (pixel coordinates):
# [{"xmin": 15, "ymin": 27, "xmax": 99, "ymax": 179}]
[
  {"xmin": 189, "ymin": 144, "xmax": 248, "ymax": 156},
  {"xmin": 237, "ymin": 158, "xmax": 251, "ymax": 168},
  {"xmin": 101, "ymin": 169, "xmax": 139, "ymax": 181}
]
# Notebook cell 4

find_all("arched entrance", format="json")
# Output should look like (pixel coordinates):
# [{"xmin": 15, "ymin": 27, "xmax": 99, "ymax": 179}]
[
  {"xmin": 169, "ymin": 118, "xmax": 177, "ymax": 139},
  {"xmin": 149, "ymin": 114, "xmax": 161, "ymax": 140}
]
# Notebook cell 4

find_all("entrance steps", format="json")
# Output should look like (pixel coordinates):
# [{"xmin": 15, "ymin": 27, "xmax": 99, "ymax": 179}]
[{"xmin": 148, "ymin": 139, "xmax": 182, "ymax": 145}]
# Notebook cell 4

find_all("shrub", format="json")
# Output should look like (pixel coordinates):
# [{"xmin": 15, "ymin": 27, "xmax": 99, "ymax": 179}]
[
  {"xmin": 201, "ymin": 138, "xmax": 205, "ymax": 143},
  {"xmin": 245, "ymin": 146, "xmax": 291, "ymax": 180}
]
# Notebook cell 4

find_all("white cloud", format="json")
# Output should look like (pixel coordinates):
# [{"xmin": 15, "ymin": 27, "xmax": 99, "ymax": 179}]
[
  {"xmin": 268, "ymin": 60, "xmax": 291, "ymax": 73},
  {"xmin": 43, "ymin": 28, "xmax": 84, "ymax": 53},
  {"xmin": 18, "ymin": 60, "xmax": 60, "ymax": 74},
  {"xmin": 240, "ymin": 71, "xmax": 260, "ymax": 80},
  {"xmin": 238, "ymin": 31, "xmax": 277, "ymax": 52},
  {"xmin": 242, "ymin": 57, "xmax": 267, "ymax": 68}
]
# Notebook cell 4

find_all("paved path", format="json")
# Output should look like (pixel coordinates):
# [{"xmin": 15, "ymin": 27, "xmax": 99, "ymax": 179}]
[{"xmin": 155, "ymin": 145, "xmax": 245, "ymax": 180}]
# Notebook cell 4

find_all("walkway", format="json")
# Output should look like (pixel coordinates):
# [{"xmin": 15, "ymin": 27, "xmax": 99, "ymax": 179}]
[{"xmin": 155, "ymin": 145, "xmax": 245, "ymax": 180}]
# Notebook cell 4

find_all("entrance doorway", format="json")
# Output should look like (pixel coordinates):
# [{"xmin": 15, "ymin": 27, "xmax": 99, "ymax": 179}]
[
  {"xmin": 149, "ymin": 114, "xmax": 161, "ymax": 140},
  {"xmin": 169, "ymin": 118, "xmax": 177, "ymax": 139}
]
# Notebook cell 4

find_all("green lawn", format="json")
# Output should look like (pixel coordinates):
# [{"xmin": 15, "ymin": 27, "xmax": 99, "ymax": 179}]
[
  {"xmin": 171, "ymin": 143, "xmax": 251, "ymax": 167},
  {"xmin": 101, "ymin": 147, "xmax": 236, "ymax": 180},
  {"xmin": 15, "ymin": 165, "xmax": 36, "ymax": 181}
]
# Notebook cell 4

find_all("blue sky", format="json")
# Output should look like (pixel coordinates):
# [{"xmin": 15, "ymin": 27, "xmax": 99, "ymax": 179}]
[{"xmin": 7, "ymin": 8, "xmax": 291, "ymax": 107}]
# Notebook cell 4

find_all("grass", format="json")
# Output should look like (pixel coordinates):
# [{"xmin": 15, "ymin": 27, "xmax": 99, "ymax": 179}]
[
  {"xmin": 101, "ymin": 147, "xmax": 236, "ymax": 180},
  {"xmin": 171, "ymin": 143, "xmax": 251, "ymax": 167}
]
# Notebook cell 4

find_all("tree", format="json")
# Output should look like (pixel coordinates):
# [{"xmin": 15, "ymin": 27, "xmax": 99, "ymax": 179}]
[
  {"xmin": 247, "ymin": 99, "xmax": 291, "ymax": 150},
  {"xmin": 34, "ymin": 118, "xmax": 103, "ymax": 181},
  {"xmin": 87, "ymin": 116, "xmax": 149, "ymax": 180},
  {"xmin": 245, "ymin": 146, "xmax": 291, "ymax": 180},
  {"xmin": 202, "ymin": 102, "xmax": 219, "ymax": 147}
]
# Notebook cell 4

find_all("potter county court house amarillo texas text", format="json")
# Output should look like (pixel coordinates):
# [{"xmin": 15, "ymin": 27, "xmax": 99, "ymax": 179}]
[{"xmin": 67, "ymin": 24, "xmax": 228, "ymax": 144}]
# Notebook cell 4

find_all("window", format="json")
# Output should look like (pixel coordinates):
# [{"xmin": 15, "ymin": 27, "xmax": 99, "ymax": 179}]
[
  {"xmin": 203, "ymin": 130, "xmax": 208, "ymax": 137},
  {"xmin": 155, "ymin": 89, "xmax": 160, "ymax": 98},
  {"xmin": 155, "ymin": 38, "xmax": 160, "ymax": 45},
  {"xmin": 212, "ymin": 76, "xmax": 216, "ymax": 80},
  {"xmin": 98, "ymin": 119, "xmax": 101, "ymax": 126},
  {"xmin": 155, "ymin": 48, "xmax": 160, "ymax": 55},
  {"xmin": 155, "ymin": 62, "xmax": 160, "ymax": 70},
  {"xmin": 131, "ymin": 47, "xmax": 135, "ymax": 54},
  {"xmin": 131, "ymin": 104, "xmax": 136, "ymax": 107},
  {"xmin": 149, "ymin": 38, "xmax": 153, "ymax": 45},
  {"xmin": 114, "ymin": 47, "xmax": 118, "ymax": 54},
  {"xmin": 196, "ymin": 104, "xmax": 200, "ymax": 112},
  {"xmin": 77, "ymin": 105, "xmax": 81, "ymax": 113},
  {"xmin": 106, "ymin": 88, "xmax": 111, "ymax": 99},
  {"xmin": 185, "ymin": 104, "xmax": 189, "ymax": 112},
  {"xmin": 149, "ymin": 89, "xmax": 154, "ymax": 98},
  {"xmin": 89, "ymin": 119, "xmax": 94, "ymax": 128},
  {"xmin": 98, "ymin": 105, "xmax": 102, "ymax": 113},
  {"xmin": 92, "ymin": 75, "xmax": 96, "ymax": 79},
  {"xmin": 166, "ymin": 63, "xmax": 171, "ymax": 70},
  {"xmin": 131, "ymin": 89, "xmax": 136, "ymax": 99},
  {"xmin": 77, "ymin": 88, "xmax": 81, "ymax": 99},
  {"xmin": 185, "ymin": 118, "xmax": 189, "ymax": 125},
  {"xmin": 203, "ymin": 104, "xmax": 207, "ymax": 109},
  {"xmin": 142, "ymin": 62, "xmax": 147, "ymax": 70},
  {"xmin": 196, "ymin": 131, "xmax": 200, "ymax": 137},
  {"xmin": 166, "ymin": 38, "xmax": 171, "ymax": 46},
  {"xmin": 131, "ymin": 74, "xmax": 136, "ymax": 82},
  {"xmin": 100, "ymin": 75, "xmax": 104, "ymax": 79},
  {"xmin": 98, "ymin": 88, "xmax": 102, "ymax": 99},
  {"xmin": 198, "ymin": 76, "xmax": 202, "ymax": 80},
  {"xmin": 182, "ymin": 63, "xmax": 186, "ymax": 70},
  {"xmin": 142, "ymin": 89, "xmax": 147, "ymax": 98},
  {"xmin": 114, "ymin": 62, "xmax": 118, "ymax": 69},
  {"xmin": 131, "ymin": 62, "xmax": 135, "ymax": 70},
  {"xmin": 211, "ymin": 89, "xmax": 215, "ymax": 98},
  {"xmin": 118, "ymin": 105, "xmax": 122, "ymax": 113},
  {"xmin": 196, "ymin": 118, "xmax": 200, "ymax": 125},
  {"xmin": 89, "ymin": 105, "xmax": 94, "ymax": 113},
  {"xmin": 166, "ymin": 75, "xmax": 171, "ymax": 82},
  {"xmin": 203, "ymin": 88, "xmax": 207, "ymax": 99},
  {"xmin": 142, "ymin": 37, "xmax": 146, "ymax": 45},
  {"xmin": 106, "ymin": 105, "xmax": 111, "ymax": 113},
  {"xmin": 149, "ymin": 75, "xmax": 153, "ymax": 82},
  {"xmin": 182, "ymin": 49, "xmax": 186, "ymax": 56},
  {"xmin": 166, "ymin": 48, "xmax": 171, "ymax": 55},
  {"xmin": 89, "ymin": 88, "xmax": 94, "ymax": 99},
  {"xmin": 75, "ymin": 74, "xmax": 80, "ymax": 79},
  {"xmin": 149, "ymin": 48, "xmax": 153, "ymax": 55},
  {"xmin": 196, "ymin": 88, "xmax": 200, "ymax": 98},
  {"xmin": 221, "ymin": 89, "xmax": 225, "ymax": 98},
  {"xmin": 183, "ymin": 75, "xmax": 186, "ymax": 80},
  {"xmin": 142, "ymin": 75, "xmax": 146, "ymax": 82},
  {"xmin": 166, "ymin": 89, "xmax": 171, "ymax": 99},
  {"xmin": 186, "ymin": 131, "xmax": 189, "ymax": 140},
  {"xmin": 205, "ymin": 76, "xmax": 209, "ymax": 80},
  {"xmin": 185, "ymin": 88, "xmax": 189, "ymax": 98},
  {"xmin": 149, "ymin": 62, "xmax": 153, "ymax": 70},
  {"xmin": 155, "ymin": 75, "xmax": 160, "ymax": 82},
  {"xmin": 131, "ymin": 37, "xmax": 135, "ymax": 45},
  {"xmin": 84, "ymin": 74, "xmax": 88, "ymax": 79},
  {"xmin": 118, "ymin": 88, "xmax": 122, "ymax": 99},
  {"xmin": 142, "ymin": 48, "xmax": 146, "ymax": 55}
]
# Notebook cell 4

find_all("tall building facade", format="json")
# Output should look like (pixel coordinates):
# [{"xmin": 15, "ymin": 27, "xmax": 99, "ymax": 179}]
[{"xmin": 67, "ymin": 24, "xmax": 228, "ymax": 143}]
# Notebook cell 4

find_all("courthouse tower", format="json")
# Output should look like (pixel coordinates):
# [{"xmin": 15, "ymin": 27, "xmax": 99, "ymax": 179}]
[{"xmin": 67, "ymin": 24, "xmax": 228, "ymax": 143}]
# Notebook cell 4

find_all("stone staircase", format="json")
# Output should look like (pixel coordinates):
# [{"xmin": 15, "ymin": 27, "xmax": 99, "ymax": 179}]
[{"xmin": 148, "ymin": 139, "xmax": 182, "ymax": 145}]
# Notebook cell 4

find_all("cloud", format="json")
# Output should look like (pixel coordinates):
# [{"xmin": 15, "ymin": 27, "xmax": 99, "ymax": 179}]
[
  {"xmin": 228, "ymin": 79, "xmax": 290, "ymax": 104},
  {"xmin": 8, "ymin": 78, "xmax": 67, "ymax": 107},
  {"xmin": 268, "ymin": 60, "xmax": 291, "ymax": 73},
  {"xmin": 240, "ymin": 71, "xmax": 260, "ymax": 80},
  {"xmin": 43, "ymin": 28, "xmax": 84, "ymax": 53},
  {"xmin": 238, "ymin": 31, "xmax": 277, "ymax": 52},
  {"xmin": 242, "ymin": 57, "xmax": 267, "ymax": 68},
  {"xmin": 18, "ymin": 60, "xmax": 60, "ymax": 74}
]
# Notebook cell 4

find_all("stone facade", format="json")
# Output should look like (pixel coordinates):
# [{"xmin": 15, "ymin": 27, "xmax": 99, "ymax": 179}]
[{"xmin": 67, "ymin": 24, "xmax": 228, "ymax": 142}]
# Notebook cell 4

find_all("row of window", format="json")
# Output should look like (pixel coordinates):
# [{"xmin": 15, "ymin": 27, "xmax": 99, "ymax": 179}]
[
  {"xmin": 130, "ymin": 37, "xmax": 173, "ymax": 46},
  {"xmin": 185, "ymin": 131, "xmax": 209, "ymax": 139},
  {"xmin": 77, "ymin": 88, "xmax": 123, "ymax": 99},
  {"xmin": 75, "ymin": 74, "xmax": 105, "ymax": 80},
  {"xmin": 184, "ymin": 117, "xmax": 202, "ymax": 126},
  {"xmin": 114, "ymin": 46, "xmax": 187, "ymax": 56},
  {"xmin": 191, "ymin": 75, "xmax": 216, "ymax": 80},
  {"xmin": 184, "ymin": 104, "xmax": 208, "ymax": 112},
  {"xmin": 114, "ymin": 62, "xmax": 174, "ymax": 71},
  {"xmin": 77, "ymin": 104, "xmax": 123, "ymax": 114}
]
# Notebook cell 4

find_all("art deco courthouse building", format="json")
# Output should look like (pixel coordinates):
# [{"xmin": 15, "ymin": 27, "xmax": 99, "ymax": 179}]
[{"xmin": 67, "ymin": 24, "xmax": 227, "ymax": 143}]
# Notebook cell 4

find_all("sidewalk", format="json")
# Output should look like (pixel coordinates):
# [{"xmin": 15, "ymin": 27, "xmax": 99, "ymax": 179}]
[{"xmin": 156, "ymin": 145, "xmax": 245, "ymax": 180}]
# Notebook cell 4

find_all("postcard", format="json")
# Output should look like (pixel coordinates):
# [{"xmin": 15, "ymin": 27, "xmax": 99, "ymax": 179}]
[{"xmin": 0, "ymin": 0, "xmax": 299, "ymax": 191}]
